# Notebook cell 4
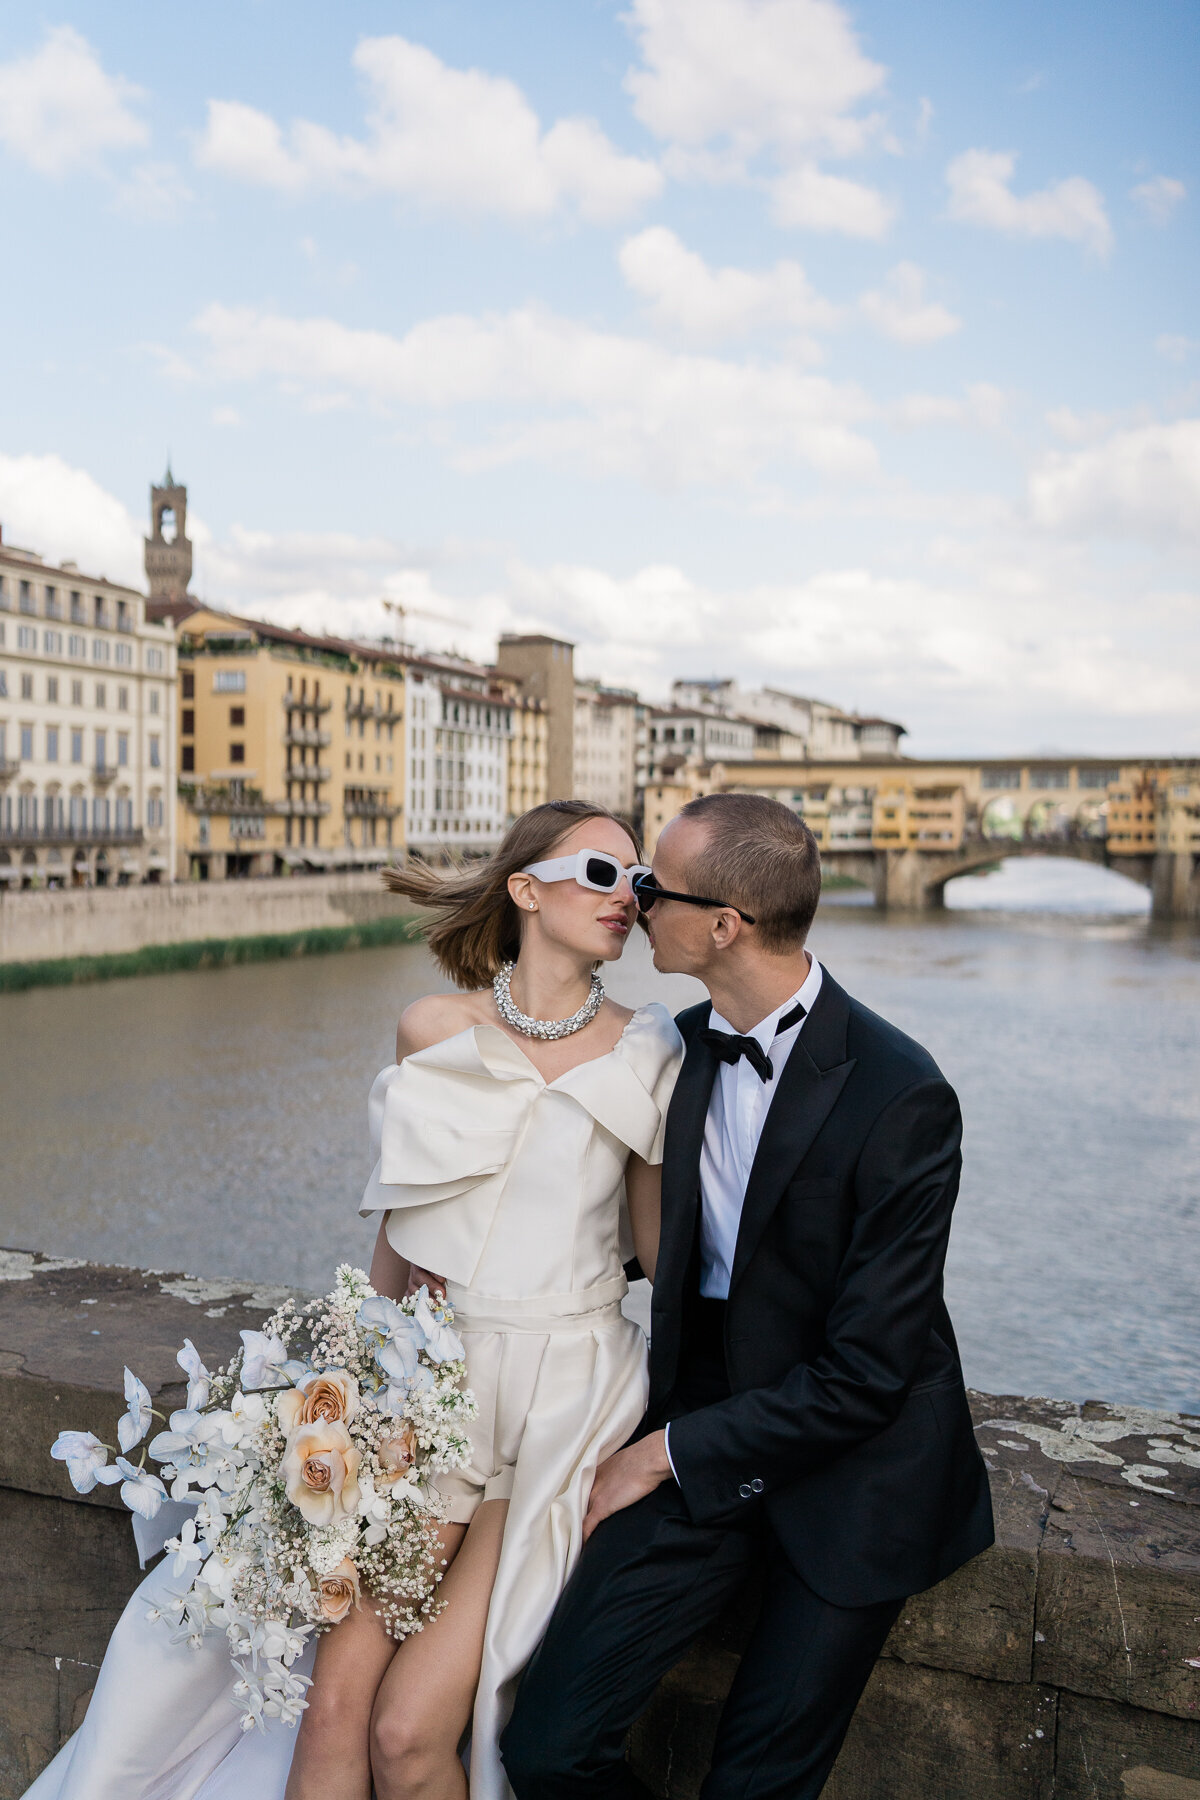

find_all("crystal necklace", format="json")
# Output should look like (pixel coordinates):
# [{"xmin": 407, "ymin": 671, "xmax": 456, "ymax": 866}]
[{"xmin": 492, "ymin": 960, "xmax": 605, "ymax": 1040}]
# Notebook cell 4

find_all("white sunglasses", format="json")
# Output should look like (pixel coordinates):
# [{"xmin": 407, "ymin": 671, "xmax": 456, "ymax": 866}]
[{"xmin": 522, "ymin": 847, "xmax": 651, "ymax": 894}]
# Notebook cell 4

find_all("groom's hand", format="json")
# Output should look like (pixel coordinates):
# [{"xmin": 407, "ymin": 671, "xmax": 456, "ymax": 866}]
[{"xmin": 583, "ymin": 1431, "xmax": 672, "ymax": 1541}]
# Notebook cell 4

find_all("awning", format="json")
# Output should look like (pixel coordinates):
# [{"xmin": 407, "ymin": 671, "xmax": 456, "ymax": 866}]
[
  {"xmin": 280, "ymin": 850, "xmax": 307, "ymax": 867},
  {"xmin": 146, "ymin": 855, "xmax": 168, "ymax": 870}
]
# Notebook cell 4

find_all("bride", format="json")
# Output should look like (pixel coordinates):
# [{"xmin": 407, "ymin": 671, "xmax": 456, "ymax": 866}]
[{"xmin": 27, "ymin": 799, "xmax": 682, "ymax": 1800}]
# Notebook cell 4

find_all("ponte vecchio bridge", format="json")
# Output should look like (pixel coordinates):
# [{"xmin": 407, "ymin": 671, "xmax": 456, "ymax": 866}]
[{"xmin": 726, "ymin": 755, "xmax": 1200, "ymax": 921}]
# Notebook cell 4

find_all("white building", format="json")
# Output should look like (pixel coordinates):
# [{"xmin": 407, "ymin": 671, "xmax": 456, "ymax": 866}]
[
  {"xmin": 0, "ymin": 534, "xmax": 176, "ymax": 886},
  {"xmin": 573, "ymin": 680, "xmax": 638, "ymax": 820},
  {"xmin": 404, "ymin": 655, "xmax": 513, "ymax": 859},
  {"xmin": 643, "ymin": 704, "xmax": 757, "ymax": 785},
  {"xmin": 669, "ymin": 679, "xmax": 905, "ymax": 761}
]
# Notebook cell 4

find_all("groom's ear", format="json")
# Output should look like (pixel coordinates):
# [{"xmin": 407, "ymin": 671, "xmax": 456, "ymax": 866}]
[{"xmin": 709, "ymin": 908, "xmax": 744, "ymax": 951}]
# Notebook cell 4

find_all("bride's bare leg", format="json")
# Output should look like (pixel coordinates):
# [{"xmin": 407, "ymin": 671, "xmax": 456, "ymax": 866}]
[
  {"xmin": 370, "ymin": 1499, "xmax": 508, "ymax": 1800},
  {"xmin": 284, "ymin": 1523, "xmax": 467, "ymax": 1800}
]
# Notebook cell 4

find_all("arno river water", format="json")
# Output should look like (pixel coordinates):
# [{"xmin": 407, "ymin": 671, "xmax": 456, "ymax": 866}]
[{"xmin": 2, "ymin": 859, "xmax": 1197, "ymax": 1415}]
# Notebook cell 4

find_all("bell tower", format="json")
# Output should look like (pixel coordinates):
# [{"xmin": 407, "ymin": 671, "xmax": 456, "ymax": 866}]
[{"xmin": 144, "ymin": 463, "xmax": 193, "ymax": 604}]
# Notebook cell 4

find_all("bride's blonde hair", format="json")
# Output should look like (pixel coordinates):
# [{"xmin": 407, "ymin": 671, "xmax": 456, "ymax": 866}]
[{"xmin": 383, "ymin": 800, "xmax": 643, "ymax": 990}]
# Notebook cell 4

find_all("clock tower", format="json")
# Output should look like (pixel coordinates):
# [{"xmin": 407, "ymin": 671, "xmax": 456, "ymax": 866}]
[{"xmin": 144, "ymin": 463, "xmax": 193, "ymax": 616}]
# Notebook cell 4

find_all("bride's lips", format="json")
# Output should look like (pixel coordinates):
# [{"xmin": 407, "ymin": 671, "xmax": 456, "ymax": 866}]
[{"xmin": 599, "ymin": 915, "xmax": 630, "ymax": 934}]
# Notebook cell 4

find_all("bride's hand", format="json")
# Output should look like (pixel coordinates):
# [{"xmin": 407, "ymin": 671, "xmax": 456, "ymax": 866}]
[{"xmin": 405, "ymin": 1263, "xmax": 448, "ymax": 1300}]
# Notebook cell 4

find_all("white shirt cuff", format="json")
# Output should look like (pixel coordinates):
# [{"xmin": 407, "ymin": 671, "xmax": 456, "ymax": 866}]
[{"xmin": 663, "ymin": 1421, "xmax": 680, "ymax": 1485}]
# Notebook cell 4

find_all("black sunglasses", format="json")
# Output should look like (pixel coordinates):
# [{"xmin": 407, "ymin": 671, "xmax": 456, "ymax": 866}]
[{"xmin": 632, "ymin": 871, "xmax": 756, "ymax": 925}]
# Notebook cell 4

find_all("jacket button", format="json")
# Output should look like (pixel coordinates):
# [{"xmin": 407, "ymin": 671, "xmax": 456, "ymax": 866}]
[
  {"xmin": 738, "ymin": 1483, "xmax": 753, "ymax": 1499},
  {"xmin": 751, "ymin": 1478, "xmax": 765, "ymax": 1494}
]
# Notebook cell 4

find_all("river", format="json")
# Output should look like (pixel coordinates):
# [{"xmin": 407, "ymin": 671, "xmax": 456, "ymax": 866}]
[{"xmin": 2, "ymin": 859, "xmax": 1196, "ymax": 1414}]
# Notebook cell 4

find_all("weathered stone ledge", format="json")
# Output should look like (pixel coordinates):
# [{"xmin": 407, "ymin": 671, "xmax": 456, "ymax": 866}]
[{"xmin": 2, "ymin": 1250, "xmax": 1198, "ymax": 1799}]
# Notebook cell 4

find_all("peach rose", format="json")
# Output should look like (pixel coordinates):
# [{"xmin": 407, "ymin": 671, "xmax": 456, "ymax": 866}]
[
  {"xmin": 376, "ymin": 1423, "xmax": 418, "ymax": 1486},
  {"xmin": 281, "ymin": 1420, "xmax": 362, "ymax": 1527},
  {"xmin": 276, "ymin": 1370, "xmax": 360, "ymax": 1437},
  {"xmin": 317, "ymin": 1558, "xmax": 362, "ymax": 1624}
]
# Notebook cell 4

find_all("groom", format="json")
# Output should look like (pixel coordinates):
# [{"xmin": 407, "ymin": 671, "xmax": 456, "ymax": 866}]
[{"xmin": 502, "ymin": 793, "xmax": 994, "ymax": 1799}]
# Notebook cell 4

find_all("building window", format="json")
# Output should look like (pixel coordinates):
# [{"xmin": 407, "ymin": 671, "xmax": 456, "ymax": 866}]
[
  {"xmin": 93, "ymin": 638, "xmax": 110, "ymax": 663},
  {"xmin": 19, "ymin": 581, "xmax": 34, "ymax": 613},
  {"xmin": 21, "ymin": 672, "xmax": 33, "ymax": 699},
  {"xmin": 115, "ymin": 641, "xmax": 133, "ymax": 666},
  {"xmin": 229, "ymin": 742, "xmax": 244, "ymax": 764},
  {"xmin": 147, "ymin": 796, "xmax": 164, "ymax": 829},
  {"xmin": 71, "ymin": 730, "xmax": 83, "ymax": 764},
  {"xmin": 146, "ymin": 647, "xmax": 165, "ymax": 672},
  {"xmin": 43, "ymin": 629, "xmax": 63, "ymax": 654},
  {"xmin": 182, "ymin": 671, "xmax": 195, "ymax": 699},
  {"xmin": 46, "ymin": 727, "xmax": 59, "ymax": 762},
  {"xmin": 213, "ymin": 669, "xmax": 245, "ymax": 693},
  {"xmin": 181, "ymin": 745, "xmax": 195, "ymax": 773},
  {"xmin": 94, "ymin": 597, "xmax": 108, "ymax": 628},
  {"xmin": 95, "ymin": 683, "xmax": 106, "ymax": 708},
  {"xmin": 230, "ymin": 706, "xmax": 245, "ymax": 726},
  {"xmin": 95, "ymin": 730, "xmax": 107, "ymax": 770},
  {"xmin": 116, "ymin": 685, "xmax": 128, "ymax": 710},
  {"xmin": 149, "ymin": 689, "xmax": 160, "ymax": 714},
  {"xmin": 71, "ymin": 679, "xmax": 82, "ymax": 705},
  {"xmin": 117, "ymin": 601, "xmax": 131, "ymax": 632},
  {"xmin": 18, "ymin": 625, "xmax": 35, "ymax": 651},
  {"xmin": 182, "ymin": 709, "xmax": 195, "ymax": 735},
  {"xmin": 69, "ymin": 591, "xmax": 84, "ymax": 623},
  {"xmin": 68, "ymin": 633, "xmax": 86, "ymax": 659},
  {"xmin": 20, "ymin": 725, "xmax": 34, "ymax": 759},
  {"xmin": 149, "ymin": 735, "xmax": 161, "ymax": 768},
  {"xmin": 118, "ymin": 733, "xmax": 129, "ymax": 766},
  {"xmin": 47, "ymin": 676, "xmax": 59, "ymax": 702},
  {"xmin": 0, "ymin": 669, "xmax": 6, "ymax": 696}
]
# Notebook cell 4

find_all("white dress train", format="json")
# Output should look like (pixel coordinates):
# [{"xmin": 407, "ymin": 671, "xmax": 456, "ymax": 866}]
[{"xmin": 25, "ymin": 1002, "xmax": 682, "ymax": 1800}]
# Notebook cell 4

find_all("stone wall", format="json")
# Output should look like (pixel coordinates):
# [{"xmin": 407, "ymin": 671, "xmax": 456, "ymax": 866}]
[
  {"xmin": 2, "ymin": 1250, "xmax": 1198, "ymax": 1798},
  {"xmin": 0, "ymin": 872, "xmax": 403, "ymax": 965}
]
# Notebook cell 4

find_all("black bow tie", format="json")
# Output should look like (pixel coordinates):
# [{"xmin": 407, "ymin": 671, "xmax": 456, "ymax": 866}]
[{"xmin": 700, "ymin": 1000, "xmax": 807, "ymax": 1083}]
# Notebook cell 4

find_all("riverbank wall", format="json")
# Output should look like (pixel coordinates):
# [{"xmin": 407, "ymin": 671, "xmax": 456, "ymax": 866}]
[
  {"xmin": 0, "ymin": 872, "xmax": 414, "ymax": 984},
  {"xmin": 3, "ymin": 1250, "xmax": 1197, "ymax": 1799}
]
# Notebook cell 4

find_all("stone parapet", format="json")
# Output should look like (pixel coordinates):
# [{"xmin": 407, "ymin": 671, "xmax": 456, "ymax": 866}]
[{"xmin": 2, "ymin": 1250, "xmax": 1198, "ymax": 1798}]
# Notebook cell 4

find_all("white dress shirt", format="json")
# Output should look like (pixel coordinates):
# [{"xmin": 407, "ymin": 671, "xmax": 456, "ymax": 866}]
[{"xmin": 664, "ymin": 954, "xmax": 823, "ymax": 1478}]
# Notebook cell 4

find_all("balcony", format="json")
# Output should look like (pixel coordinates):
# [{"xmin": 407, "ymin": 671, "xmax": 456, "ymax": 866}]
[
  {"xmin": 0, "ymin": 759, "xmax": 20, "ymax": 782},
  {"xmin": 284, "ymin": 727, "xmax": 332, "ymax": 749},
  {"xmin": 286, "ymin": 764, "xmax": 331, "ymax": 783},
  {"xmin": 279, "ymin": 799, "xmax": 331, "ymax": 818},
  {"xmin": 345, "ymin": 699, "xmax": 402, "ymax": 724},
  {"xmin": 282, "ymin": 694, "xmax": 333, "ymax": 714},
  {"xmin": 345, "ymin": 799, "xmax": 402, "ymax": 818},
  {"xmin": 0, "ymin": 825, "xmax": 144, "ymax": 849},
  {"xmin": 93, "ymin": 764, "xmax": 119, "ymax": 785}
]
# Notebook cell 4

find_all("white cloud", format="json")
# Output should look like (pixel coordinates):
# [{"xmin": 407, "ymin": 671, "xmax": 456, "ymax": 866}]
[
  {"xmin": 191, "ymin": 301, "xmax": 878, "ymax": 486},
  {"xmin": 0, "ymin": 26, "xmax": 148, "ymax": 176},
  {"xmin": 946, "ymin": 149, "xmax": 1112, "ymax": 256},
  {"xmin": 860, "ymin": 263, "xmax": 960, "ymax": 344},
  {"xmin": 1029, "ymin": 419, "xmax": 1200, "ymax": 543},
  {"xmin": 890, "ymin": 383, "xmax": 1008, "ymax": 431},
  {"xmin": 114, "ymin": 160, "xmax": 192, "ymax": 221},
  {"xmin": 618, "ymin": 226, "xmax": 839, "ymax": 342},
  {"xmin": 623, "ymin": 0, "xmax": 886, "ymax": 162},
  {"xmin": 196, "ymin": 35, "xmax": 662, "ymax": 221},
  {"xmin": 1131, "ymin": 174, "xmax": 1186, "ymax": 226},
  {"xmin": 0, "ymin": 453, "xmax": 143, "ymax": 583},
  {"xmin": 1155, "ymin": 334, "xmax": 1196, "ymax": 365},
  {"xmin": 769, "ymin": 163, "xmax": 894, "ymax": 236}
]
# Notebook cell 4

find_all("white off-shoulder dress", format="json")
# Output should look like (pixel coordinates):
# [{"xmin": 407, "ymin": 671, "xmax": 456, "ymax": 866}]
[
  {"xmin": 360, "ymin": 1002, "xmax": 682, "ymax": 1799},
  {"xmin": 24, "ymin": 1000, "xmax": 681, "ymax": 1800}
]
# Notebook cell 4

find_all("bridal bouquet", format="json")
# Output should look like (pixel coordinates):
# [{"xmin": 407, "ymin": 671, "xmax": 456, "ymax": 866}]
[{"xmin": 51, "ymin": 1266, "xmax": 476, "ymax": 1730}]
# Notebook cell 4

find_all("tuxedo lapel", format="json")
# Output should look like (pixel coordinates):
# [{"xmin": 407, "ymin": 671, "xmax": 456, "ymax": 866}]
[
  {"xmin": 656, "ymin": 1011, "xmax": 717, "ymax": 1296},
  {"xmin": 729, "ymin": 972, "xmax": 856, "ymax": 1292}
]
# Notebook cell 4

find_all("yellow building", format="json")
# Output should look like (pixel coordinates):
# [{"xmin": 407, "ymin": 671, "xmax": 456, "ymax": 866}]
[
  {"xmin": 1106, "ymin": 773, "xmax": 1159, "ymax": 854},
  {"xmin": 641, "ymin": 761, "xmax": 726, "ymax": 854},
  {"xmin": 872, "ymin": 781, "xmax": 966, "ymax": 850},
  {"xmin": 501, "ymin": 688, "xmax": 549, "ymax": 821},
  {"xmin": 175, "ymin": 607, "xmax": 405, "ymax": 879},
  {"xmin": 1157, "ymin": 777, "xmax": 1200, "ymax": 854}
]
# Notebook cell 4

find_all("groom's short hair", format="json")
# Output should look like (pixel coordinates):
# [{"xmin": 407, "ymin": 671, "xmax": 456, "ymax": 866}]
[{"xmin": 678, "ymin": 793, "xmax": 821, "ymax": 950}]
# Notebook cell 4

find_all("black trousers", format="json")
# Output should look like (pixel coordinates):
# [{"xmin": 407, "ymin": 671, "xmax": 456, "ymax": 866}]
[{"xmin": 501, "ymin": 1300, "xmax": 902, "ymax": 1800}]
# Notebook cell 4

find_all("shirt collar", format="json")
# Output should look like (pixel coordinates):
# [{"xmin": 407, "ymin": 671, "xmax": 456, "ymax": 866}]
[{"xmin": 709, "ymin": 954, "xmax": 824, "ymax": 1050}]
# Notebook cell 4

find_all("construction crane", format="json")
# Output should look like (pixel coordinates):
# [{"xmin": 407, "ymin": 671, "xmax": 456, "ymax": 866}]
[{"xmin": 380, "ymin": 597, "xmax": 470, "ymax": 652}]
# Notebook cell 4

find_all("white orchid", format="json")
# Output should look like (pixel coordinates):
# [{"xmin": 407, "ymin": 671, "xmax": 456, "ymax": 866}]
[
  {"xmin": 51, "ymin": 1429, "xmax": 122, "ymax": 1495},
  {"xmin": 114, "ymin": 1456, "xmax": 167, "ymax": 1520},
  {"xmin": 229, "ymin": 1390, "xmax": 269, "ymax": 1433},
  {"xmin": 167, "ymin": 1516, "xmax": 207, "ymax": 1579},
  {"xmin": 412, "ymin": 1289, "xmax": 465, "ymax": 1364},
  {"xmin": 238, "ymin": 1330, "xmax": 292, "ymax": 1391},
  {"xmin": 177, "ymin": 1338, "xmax": 211, "ymax": 1411},
  {"xmin": 117, "ymin": 1366, "xmax": 154, "ymax": 1453}
]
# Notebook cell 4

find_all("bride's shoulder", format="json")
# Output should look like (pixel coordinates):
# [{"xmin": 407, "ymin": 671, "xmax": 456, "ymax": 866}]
[{"xmin": 396, "ymin": 989, "xmax": 491, "ymax": 1060}]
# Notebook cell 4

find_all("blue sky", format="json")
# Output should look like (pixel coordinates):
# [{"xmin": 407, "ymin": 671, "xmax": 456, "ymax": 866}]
[{"xmin": 0, "ymin": 0, "xmax": 1196, "ymax": 753}]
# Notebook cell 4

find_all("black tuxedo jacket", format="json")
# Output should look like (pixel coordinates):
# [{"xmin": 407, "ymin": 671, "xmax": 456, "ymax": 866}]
[{"xmin": 648, "ymin": 969, "xmax": 994, "ymax": 1608}]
